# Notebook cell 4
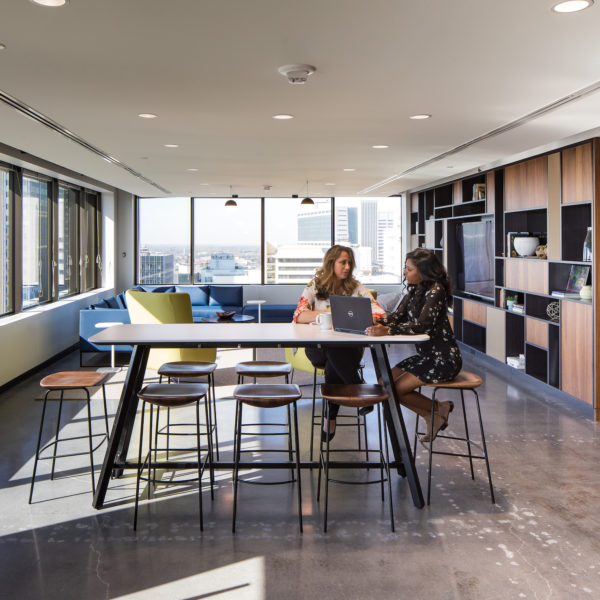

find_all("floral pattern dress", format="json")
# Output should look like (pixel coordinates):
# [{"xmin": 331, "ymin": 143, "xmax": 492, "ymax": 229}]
[
  {"xmin": 293, "ymin": 278, "xmax": 385, "ymax": 322},
  {"xmin": 378, "ymin": 281, "xmax": 461, "ymax": 383}
]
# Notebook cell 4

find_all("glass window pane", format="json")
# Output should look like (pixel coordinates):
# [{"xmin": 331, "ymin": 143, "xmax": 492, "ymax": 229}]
[
  {"xmin": 264, "ymin": 198, "xmax": 331, "ymax": 283},
  {"xmin": 58, "ymin": 186, "xmax": 79, "ymax": 297},
  {"xmin": 138, "ymin": 197, "xmax": 190, "ymax": 284},
  {"xmin": 193, "ymin": 198, "xmax": 261, "ymax": 284},
  {"xmin": 0, "ymin": 169, "xmax": 13, "ymax": 314},
  {"xmin": 82, "ymin": 191, "xmax": 98, "ymax": 291},
  {"xmin": 22, "ymin": 176, "xmax": 51, "ymax": 308},
  {"xmin": 335, "ymin": 197, "xmax": 402, "ymax": 283}
]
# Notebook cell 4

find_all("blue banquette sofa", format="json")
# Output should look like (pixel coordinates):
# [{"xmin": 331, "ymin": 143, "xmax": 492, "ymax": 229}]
[{"xmin": 79, "ymin": 284, "xmax": 296, "ymax": 364}]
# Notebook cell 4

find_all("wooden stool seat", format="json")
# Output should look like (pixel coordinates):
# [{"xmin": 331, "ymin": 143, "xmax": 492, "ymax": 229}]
[
  {"xmin": 235, "ymin": 361, "xmax": 292, "ymax": 378},
  {"xmin": 234, "ymin": 383, "xmax": 301, "ymax": 408},
  {"xmin": 138, "ymin": 383, "xmax": 209, "ymax": 407},
  {"xmin": 422, "ymin": 371, "xmax": 482, "ymax": 390},
  {"xmin": 321, "ymin": 384, "xmax": 389, "ymax": 408},
  {"xmin": 40, "ymin": 371, "xmax": 110, "ymax": 390},
  {"xmin": 158, "ymin": 361, "xmax": 217, "ymax": 377}
]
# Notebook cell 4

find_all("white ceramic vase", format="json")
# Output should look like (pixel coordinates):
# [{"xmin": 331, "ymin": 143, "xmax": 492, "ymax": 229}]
[{"xmin": 514, "ymin": 236, "xmax": 540, "ymax": 257}]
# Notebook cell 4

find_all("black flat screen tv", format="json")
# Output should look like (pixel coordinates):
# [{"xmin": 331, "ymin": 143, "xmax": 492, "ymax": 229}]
[{"xmin": 456, "ymin": 220, "xmax": 494, "ymax": 299}]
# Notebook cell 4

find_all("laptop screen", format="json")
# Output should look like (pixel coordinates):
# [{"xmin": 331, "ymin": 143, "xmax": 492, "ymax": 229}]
[{"xmin": 330, "ymin": 295, "xmax": 373, "ymax": 334}]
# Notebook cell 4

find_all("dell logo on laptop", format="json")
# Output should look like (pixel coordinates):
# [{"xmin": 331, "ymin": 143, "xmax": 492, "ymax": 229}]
[{"xmin": 347, "ymin": 311, "xmax": 354, "ymax": 317}]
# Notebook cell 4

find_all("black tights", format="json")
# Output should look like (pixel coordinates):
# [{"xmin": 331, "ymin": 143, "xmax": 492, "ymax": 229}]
[{"xmin": 305, "ymin": 345, "xmax": 364, "ymax": 420}]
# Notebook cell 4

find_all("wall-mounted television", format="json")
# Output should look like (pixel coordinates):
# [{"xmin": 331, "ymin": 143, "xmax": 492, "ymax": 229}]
[{"xmin": 456, "ymin": 220, "xmax": 494, "ymax": 299}]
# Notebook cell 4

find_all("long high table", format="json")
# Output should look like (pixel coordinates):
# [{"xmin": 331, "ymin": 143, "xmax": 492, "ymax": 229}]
[{"xmin": 89, "ymin": 323, "xmax": 429, "ymax": 509}]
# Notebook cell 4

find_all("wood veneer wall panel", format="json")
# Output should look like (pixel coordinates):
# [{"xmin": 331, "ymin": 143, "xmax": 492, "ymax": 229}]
[
  {"xmin": 525, "ymin": 317, "xmax": 548, "ymax": 349},
  {"xmin": 593, "ymin": 139, "xmax": 600, "ymax": 418},
  {"xmin": 486, "ymin": 171, "xmax": 495, "ymax": 215},
  {"xmin": 463, "ymin": 300, "xmax": 486, "ymax": 326},
  {"xmin": 547, "ymin": 152, "xmax": 561, "ymax": 261},
  {"xmin": 453, "ymin": 181, "xmax": 462, "ymax": 204},
  {"xmin": 411, "ymin": 193, "xmax": 419, "ymax": 212},
  {"xmin": 505, "ymin": 259, "xmax": 548, "ymax": 294},
  {"xmin": 448, "ymin": 313, "xmax": 454, "ymax": 331},
  {"xmin": 486, "ymin": 307, "xmax": 505, "ymax": 362},
  {"xmin": 505, "ymin": 156, "xmax": 548, "ymax": 210},
  {"xmin": 562, "ymin": 142, "xmax": 592, "ymax": 204},
  {"xmin": 561, "ymin": 300, "xmax": 593, "ymax": 405}
]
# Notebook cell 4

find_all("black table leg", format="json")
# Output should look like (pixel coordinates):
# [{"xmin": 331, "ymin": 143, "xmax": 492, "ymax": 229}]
[
  {"xmin": 370, "ymin": 344, "xmax": 424, "ymax": 509},
  {"xmin": 92, "ymin": 344, "xmax": 149, "ymax": 509}
]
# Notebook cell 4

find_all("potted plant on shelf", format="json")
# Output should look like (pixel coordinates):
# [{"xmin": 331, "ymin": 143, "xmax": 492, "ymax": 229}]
[{"xmin": 506, "ymin": 295, "xmax": 518, "ymax": 311}]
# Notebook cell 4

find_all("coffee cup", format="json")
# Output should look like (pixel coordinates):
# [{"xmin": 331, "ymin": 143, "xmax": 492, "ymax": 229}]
[{"xmin": 316, "ymin": 312, "xmax": 332, "ymax": 330}]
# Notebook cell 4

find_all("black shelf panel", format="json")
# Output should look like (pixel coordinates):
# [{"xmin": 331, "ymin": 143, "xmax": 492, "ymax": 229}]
[
  {"xmin": 548, "ymin": 325, "xmax": 560, "ymax": 388},
  {"xmin": 434, "ymin": 184, "xmax": 453, "ymax": 207},
  {"xmin": 435, "ymin": 206, "xmax": 453, "ymax": 219},
  {"xmin": 525, "ymin": 343, "xmax": 548, "ymax": 383},
  {"xmin": 495, "ymin": 259, "xmax": 504, "ymax": 287},
  {"xmin": 561, "ymin": 203, "xmax": 591, "ymax": 262},
  {"xmin": 505, "ymin": 311, "xmax": 524, "ymax": 358},
  {"xmin": 453, "ymin": 200, "xmax": 487, "ymax": 217},
  {"xmin": 453, "ymin": 298, "xmax": 463, "ymax": 342},
  {"xmin": 548, "ymin": 261, "xmax": 591, "ymax": 293},
  {"xmin": 462, "ymin": 174, "xmax": 486, "ymax": 204},
  {"xmin": 525, "ymin": 293, "xmax": 555, "ymax": 321},
  {"xmin": 463, "ymin": 321, "xmax": 486, "ymax": 353}
]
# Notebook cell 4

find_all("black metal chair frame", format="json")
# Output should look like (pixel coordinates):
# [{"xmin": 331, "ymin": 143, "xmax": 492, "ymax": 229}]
[
  {"xmin": 414, "ymin": 386, "xmax": 495, "ymax": 505},
  {"xmin": 29, "ymin": 384, "xmax": 109, "ymax": 503}
]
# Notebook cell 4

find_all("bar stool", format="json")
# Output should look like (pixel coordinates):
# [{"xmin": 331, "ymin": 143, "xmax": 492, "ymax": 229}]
[
  {"xmin": 157, "ymin": 361, "xmax": 219, "ymax": 459},
  {"xmin": 317, "ymin": 384, "xmax": 394, "ymax": 532},
  {"xmin": 29, "ymin": 371, "xmax": 110, "ymax": 503},
  {"xmin": 414, "ymin": 371, "xmax": 495, "ymax": 505},
  {"xmin": 134, "ymin": 383, "xmax": 213, "ymax": 531},
  {"xmin": 232, "ymin": 383, "xmax": 303, "ymax": 533}
]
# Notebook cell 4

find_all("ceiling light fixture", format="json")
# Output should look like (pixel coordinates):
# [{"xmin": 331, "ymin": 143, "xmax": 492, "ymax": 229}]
[
  {"xmin": 0, "ymin": 44, "xmax": 6, "ymax": 50},
  {"xmin": 552, "ymin": 0, "xmax": 593, "ymax": 12},
  {"xmin": 372, "ymin": 145, "xmax": 389, "ymax": 149},
  {"xmin": 343, "ymin": 168, "xmax": 356, "ymax": 172},
  {"xmin": 409, "ymin": 114, "xmax": 431, "ymax": 120},
  {"xmin": 225, "ymin": 185, "xmax": 238, "ymax": 207},
  {"xmin": 138, "ymin": 113, "xmax": 157, "ymax": 119},
  {"xmin": 324, "ymin": 183, "xmax": 336, "ymax": 186},
  {"xmin": 272, "ymin": 114, "xmax": 294, "ymax": 120},
  {"xmin": 187, "ymin": 168, "xmax": 198, "ymax": 172},
  {"xmin": 164, "ymin": 144, "xmax": 179, "ymax": 148},
  {"xmin": 301, "ymin": 180, "xmax": 315, "ymax": 206},
  {"xmin": 277, "ymin": 64, "xmax": 317, "ymax": 84},
  {"xmin": 30, "ymin": 0, "xmax": 69, "ymax": 6}
]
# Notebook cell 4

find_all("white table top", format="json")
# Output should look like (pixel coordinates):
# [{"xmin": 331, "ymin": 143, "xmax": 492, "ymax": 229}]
[{"xmin": 89, "ymin": 322, "xmax": 428, "ymax": 347}]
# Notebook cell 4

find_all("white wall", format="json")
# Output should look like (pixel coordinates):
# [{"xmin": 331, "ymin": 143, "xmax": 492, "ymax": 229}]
[{"xmin": 116, "ymin": 190, "xmax": 135, "ymax": 293}]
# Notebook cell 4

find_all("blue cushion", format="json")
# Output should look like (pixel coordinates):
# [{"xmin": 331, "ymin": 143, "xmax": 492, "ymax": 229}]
[
  {"xmin": 91, "ymin": 299, "xmax": 109, "ymax": 309},
  {"xmin": 105, "ymin": 296, "xmax": 120, "ymax": 309},
  {"xmin": 209, "ymin": 286, "xmax": 242, "ymax": 307},
  {"xmin": 116, "ymin": 292, "xmax": 127, "ymax": 309},
  {"xmin": 152, "ymin": 285, "xmax": 175, "ymax": 293},
  {"xmin": 176, "ymin": 285, "xmax": 209, "ymax": 306}
]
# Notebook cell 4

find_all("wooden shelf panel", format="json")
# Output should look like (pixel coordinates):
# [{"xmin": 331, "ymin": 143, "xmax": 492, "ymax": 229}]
[
  {"xmin": 562, "ymin": 142, "xmax": 592, "ymax": 204},
  {"xmin": 505, "ymin": 259, "xmax": 548, "ymax": 295},
  {"xmin": 505, "ymin": 156, "xmax": 548, "ymax": 211}
]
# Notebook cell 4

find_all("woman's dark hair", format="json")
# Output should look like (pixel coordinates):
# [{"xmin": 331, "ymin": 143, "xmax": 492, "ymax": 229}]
[
  {"xmin": 315, "ymin": 245, "xmax": 359, "ymax": 300},
  {"xmin": 405, "ymin": 248, "xmax": 453, "ymax": 303}
]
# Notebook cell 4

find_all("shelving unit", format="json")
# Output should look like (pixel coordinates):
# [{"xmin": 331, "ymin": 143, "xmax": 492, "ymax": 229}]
[{"xmin": 409, "ymin": 139, "xmax": 598, "ymax": 417}]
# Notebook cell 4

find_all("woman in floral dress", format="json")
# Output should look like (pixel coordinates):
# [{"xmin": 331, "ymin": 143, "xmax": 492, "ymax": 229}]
[
  {"xmin": 293, "ymin": 245, "xmax": 384, "ymax": 440},
  {"xmin": 366, "ymin": 248, "xmax": 461, "ymax": 441}
]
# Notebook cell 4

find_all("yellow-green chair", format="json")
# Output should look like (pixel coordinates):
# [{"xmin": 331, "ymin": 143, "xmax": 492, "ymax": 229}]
[
  {"xmin": 285, "ymin": 347, "xmax": 368, "ymax": 462},
  {"xmin": 125, "ymin": 290, "xmax": 220, "ymax": 461}
]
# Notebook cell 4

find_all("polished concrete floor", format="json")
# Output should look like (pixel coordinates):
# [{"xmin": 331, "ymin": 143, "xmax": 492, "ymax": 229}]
[{"xmin": 2, "ymin": 344, "xmax": 600, "ymax": 599}]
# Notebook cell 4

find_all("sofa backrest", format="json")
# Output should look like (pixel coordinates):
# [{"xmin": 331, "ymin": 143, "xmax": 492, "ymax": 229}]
[
  {"xmin": 209, "ymin": 285, "xmax": 243, "ymax": 307},
  {"xmin": 175, "ymin": 285, "xmax": 209, "ymax": 306}
]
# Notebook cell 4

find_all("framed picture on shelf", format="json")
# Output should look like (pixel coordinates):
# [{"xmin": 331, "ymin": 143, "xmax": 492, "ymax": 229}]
[{"xmin": 566, "ymin": 264, "xmax": 591, "ymax": 293}]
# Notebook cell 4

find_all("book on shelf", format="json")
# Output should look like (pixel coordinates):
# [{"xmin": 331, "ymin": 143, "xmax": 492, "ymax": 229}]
[
  {"xmin": 566, "ymin": 264, "xmax": 591, "ymax": 293},
  {"xmin": 510, "ymin": 303, "xmax": 524, "ymax": 314},
  {"xmin": 551, "ymin": 291, "xmax": 581, "ymax": 298}
]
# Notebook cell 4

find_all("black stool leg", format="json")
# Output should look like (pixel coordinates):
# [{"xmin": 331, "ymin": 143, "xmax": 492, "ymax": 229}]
[
  {"xmin": 473, "ymin": 389, "xmax": 495, "ymax": 503},
  {"xmin": 426, "ymin": 389, "xmax": 438, "ymax": 506},
  {"xmin": 316, "ymin": 390, "xmax": 327, "ymax": 502},
  {"xmin": 460, "ymin": 390, "xmax": 475, "ymax": 480},
  {"xmin": 102, "ymin": 384, "xmax": 109, "ymax": 437},
  {"xmin": 210, "ymin": 373, "xmax": 220, "ymax": 460},
  {"xmin": 203, "ymin": 389, "xmax": 215, "ymax": 500},
  {"xmin": 383, "ymin": 420, "xmax": 395, "ymax": 532},
  {"xmin": 377, "ymin": 405, "xmax": 385, "ymax": 501},
  {"xmin": 29, "ymin": 392, "xmax": 50, "ymax": 504},
  {"xmin": 133, "ymin": 401, "xmax": 146, "ymax": 531},
  {"xmin": 84, "ymin": 388, "xmax": 96, "ymax": 494},
  {"xmin": 309, "ymin": 368, "xmax": 318, "ymax": 464},
  {"xmin": 196, "ymin": 400, "xmax": 204, "ymax": 532},
  {"xmin": 232, "ymin": 401, "xmax": 243, "ymax": 533},
  {"xmin": 50, "ymin": 391, "xmax": 64, "ymax": 480},
  {"xmin": 292, "ymin": 401, "xmax": 303, "ymax": 532},
  {"xmin": 323, "ymin": 402, "xmax": 332, "ymax": 533}
]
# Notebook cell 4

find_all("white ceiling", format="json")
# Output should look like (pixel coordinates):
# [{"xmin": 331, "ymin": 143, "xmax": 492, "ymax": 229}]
[{"xmin": 1, "ymin": 0, "xmax": 600, "ymax": 198}]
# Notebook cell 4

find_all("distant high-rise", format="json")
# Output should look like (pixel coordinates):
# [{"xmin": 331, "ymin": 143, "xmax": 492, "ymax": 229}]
[
  {"xmin": 360, "ymin": 198, "xmax": 378, "ymax": 263},
  {"xmin": 139, "ymin": 250, "xmax": 175, "ymax": 284},
  {"xmin": 298, "ymin": 206, "xmax": 357, "ymax": 245}
]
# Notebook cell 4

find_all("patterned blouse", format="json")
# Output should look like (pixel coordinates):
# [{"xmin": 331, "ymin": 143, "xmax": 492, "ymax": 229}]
[
  {"xmin": 377, "ymin": 281, "xmax": 462, "ymax": 384},
  {"xmin": 293, "ymin": 278, "xmax": 385, "ymax": 322}
]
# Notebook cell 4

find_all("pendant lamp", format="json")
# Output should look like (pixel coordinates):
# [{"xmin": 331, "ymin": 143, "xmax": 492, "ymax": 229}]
[
  {"xmin": 301, "ymin": 180, "xmax": 314, "ymax": 205},
  {"xmin": 225, "ymin": 185, "xmax": 238, "ymax": 207}
]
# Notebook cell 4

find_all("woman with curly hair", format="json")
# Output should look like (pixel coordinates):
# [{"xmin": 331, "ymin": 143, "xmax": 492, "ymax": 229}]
[
  {"xmin": 366, "ymin": 248, "xmax": 461, "ymax": 442},
  {"xmin": 293, "ymin": 245, "xmax": 384, "ymax": 441}
]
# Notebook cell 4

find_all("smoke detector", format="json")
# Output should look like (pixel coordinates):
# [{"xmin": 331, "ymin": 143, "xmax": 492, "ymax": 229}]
[
  {"xmin": 278, "ymin": 64, "xmax": 316, "ymax": 84},
  {"xmin": 263, "ymin": 185, "xmax": 272, "ymax": 191}
]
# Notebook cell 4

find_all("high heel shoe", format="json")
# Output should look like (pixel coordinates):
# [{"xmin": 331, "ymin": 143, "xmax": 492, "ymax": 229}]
[
  {"xmin": 358, "ymin": 405, "xmax": 373, "ymax": 416},
  {"xmin": 321, "ymin": 419, "xmax": 336, "ymax": 443},
  {"xmin": 419, "ymin": 401, "xmax": 454, "ymax": 443}
]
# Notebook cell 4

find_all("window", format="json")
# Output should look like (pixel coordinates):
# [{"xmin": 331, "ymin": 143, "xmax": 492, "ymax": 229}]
[
  {"xmin": 0, "ymin": 168, "xmax": 13, "ymax": 315},
  {"xmin": 264, "ymin": 197, "xmax": 331, "ymax": 284},
  {"xmin": 57, "ymin": 185, "xmax": 79, "ymax": 297},
  {"xmin": 81, "ymin": 191, "xmax": 99, "ymax": 292},
  {"xmin": 22, "ymin": 175, "xmax": 51, "ymax": 308},
  {"xmin": 138, "ymin": 197, "xmax": 190, "ymax": 284},
  {"xmin": 335, "ymin": 197, "xmax": 402, "ymax": 283},
  {"xmin": 193, "ymin": 198, "xmax": 261, "ymax": 284}
]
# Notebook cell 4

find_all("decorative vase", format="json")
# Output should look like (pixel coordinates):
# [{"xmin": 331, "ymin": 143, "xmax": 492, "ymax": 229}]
[
  {"xmin": 506, "ymin": 300, "xmax": 515, "ymax": 311},
  {"xmin": 579, "ymin": 285, "xmax": 592, "ymax": 301},
  {"xmin": 583, "ymin": 227, "xmax": 592, "ymax": 261},
  {"xmin": 513, "ymin": 236, "xmax": 540, "ymax": 257}
]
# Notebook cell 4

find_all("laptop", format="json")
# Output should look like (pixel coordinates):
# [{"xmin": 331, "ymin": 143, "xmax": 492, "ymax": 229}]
[{"xmin": 330, "ymin": 295, "xmax": 373, "ymax": 334}]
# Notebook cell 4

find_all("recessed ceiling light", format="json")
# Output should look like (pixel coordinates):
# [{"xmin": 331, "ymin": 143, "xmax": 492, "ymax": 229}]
[
  {"xmin": 409, "ymin": 114, "xmax": 431, "ymax": 120},
  {"xmin": 198, "ymin": 183, "xmax": 209, "ymax": 186},
  {"xmin": 272, "ymin": 114, "xmax": 294, "ymax": 120},
  {"xmin": 0, "ymin": 43, "xmax": 6, "ymax": 50},
  {"xmin": 552, "ymin": 0, "xmax": 593, "ymax": 12},
  {"xmin": 343, "ymin": 168, "xmax": 356, "ymax": 172},
  {"xmin": 324, "ymin": 183, "xmax": 336, "ymax": 186},
  {"xmin": 187, "ymin": 168, "xmax": 198, "ymax": 172},
  {"xmin": 164, "ymin": 144, "xmax": 179, "ymax": 148},
  {"xmin": 372, "ymin": 145, "xmax": 389, "ymax": 149},
  {"xmin": 138, "ymin": 113, "xmax": 157, "ymax": 119},
  {"xmin": 30, "ymin": 0, "xmax": 69, "ymax": 6}
]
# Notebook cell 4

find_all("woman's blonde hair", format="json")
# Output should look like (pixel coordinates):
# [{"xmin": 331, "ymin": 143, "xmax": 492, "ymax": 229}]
[{"xmin": 314, "ymin": 245, "xmax": 359, "ymax": 300}]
